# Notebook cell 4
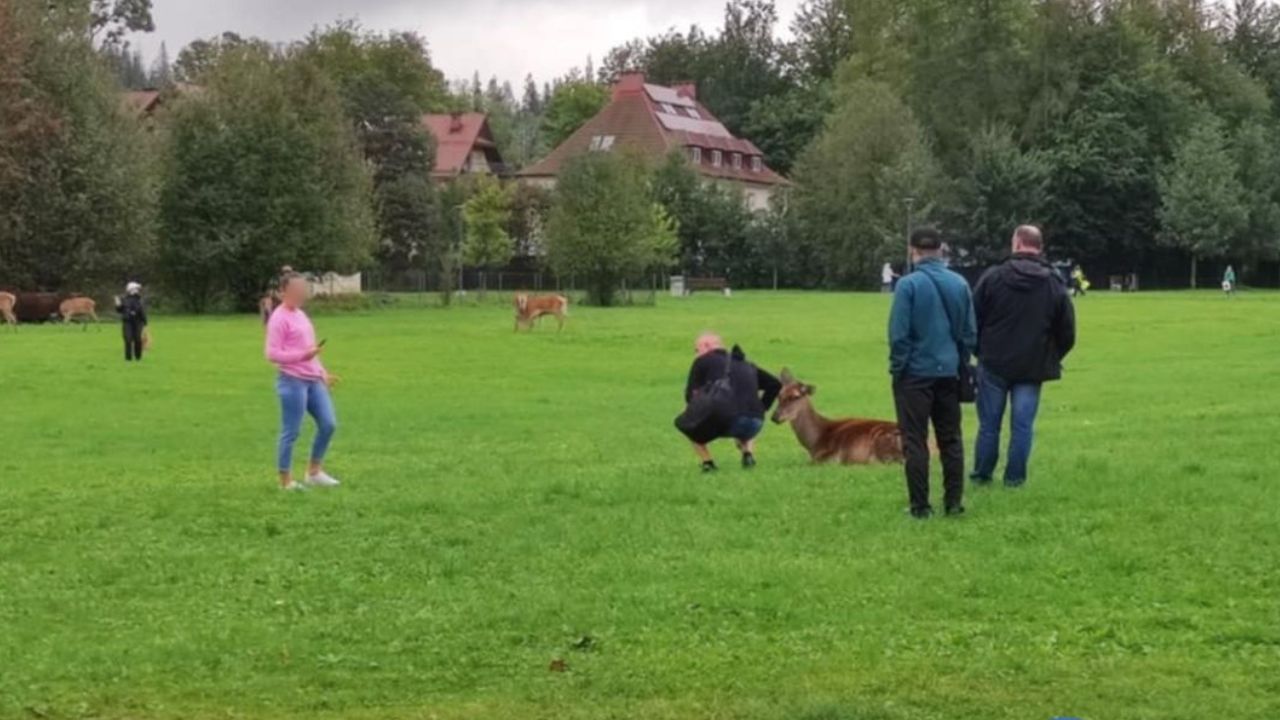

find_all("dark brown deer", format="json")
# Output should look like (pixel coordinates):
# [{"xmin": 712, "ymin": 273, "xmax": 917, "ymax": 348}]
[{"xmin": 770, "ymin": 369, "xmax": 907, "ymax": 465}]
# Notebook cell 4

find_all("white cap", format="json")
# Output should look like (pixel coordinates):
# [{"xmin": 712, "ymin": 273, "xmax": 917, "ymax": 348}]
[{"xmin": 126, "ymin": 282, "xmax": 142, "ymax": 294}]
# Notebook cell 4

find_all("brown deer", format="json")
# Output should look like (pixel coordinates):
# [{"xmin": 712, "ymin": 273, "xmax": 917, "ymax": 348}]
[
  {"xmin": 0, "ymin": 292, "xmax": 16, "ymax": 329},
  {"xmin": 514, "ymin": 294, "xmax": 568, "ymax": 332},
  {"xmin": 770, "ymin": 369, "xmax": 907, "ymax": 465},
  {"xmin": 60, "ymin": 297, "xmax": 99, "ymax": 327}
]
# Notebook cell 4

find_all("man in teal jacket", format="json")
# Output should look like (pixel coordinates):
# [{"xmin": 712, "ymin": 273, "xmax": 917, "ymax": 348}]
[{"xmin": 889, "ymin": 228, "xmax": 977, "ymax": 518}]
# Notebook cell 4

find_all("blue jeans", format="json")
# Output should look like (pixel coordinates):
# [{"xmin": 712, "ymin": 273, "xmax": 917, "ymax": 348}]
[
  {"xmin": 728, "ymin": 416, "xmax": 764, "ymax": 442},
  {"xmin": 276, "ymin": 374, "xmax": 337, "ymax": 472},
  {"xmin": 972, "ymin": 366, "xmax": 1041, "ymax": 486}
]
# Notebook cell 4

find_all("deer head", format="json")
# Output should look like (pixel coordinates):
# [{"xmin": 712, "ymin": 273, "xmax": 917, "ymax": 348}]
[{"xmin": 771, "ymin": 368, "xmax": 817, "ymax": 425}]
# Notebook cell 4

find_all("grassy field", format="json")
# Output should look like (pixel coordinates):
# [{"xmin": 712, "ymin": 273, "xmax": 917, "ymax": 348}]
[{"xmin": 1, "ymin": 291, "xmax": 1278, "ymax": 720}]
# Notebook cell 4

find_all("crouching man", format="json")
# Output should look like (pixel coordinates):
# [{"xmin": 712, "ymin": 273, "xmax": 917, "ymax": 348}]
[{"xmin": 676, "ymin": 333, "xmax": 781, "ymax": 472}]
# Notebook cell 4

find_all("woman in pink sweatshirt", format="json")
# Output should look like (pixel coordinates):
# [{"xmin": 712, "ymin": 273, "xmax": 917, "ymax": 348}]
[{"xmin": 265, "ymin": 273, "xmax": 341, "ymax": 490}]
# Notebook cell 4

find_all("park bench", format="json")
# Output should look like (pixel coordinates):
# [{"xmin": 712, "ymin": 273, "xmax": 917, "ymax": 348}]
[{"xmin": 685, "ymin": 277, "xmax": 730, "ymax": 295}]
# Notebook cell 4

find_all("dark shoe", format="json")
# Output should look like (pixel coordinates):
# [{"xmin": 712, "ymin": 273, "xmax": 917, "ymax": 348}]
[
  {"xmin": 909, "ymin": 507, "xmax": 934, "ymax": 520},
  {"xmin": 701, "ymin": 460, "xmax": 718, "ymax": 473},
  {"xmin": 1003, "ymin": 478, "xmax": 1026, "ymax": 489},
  {"xmin": 970, "ymin": 474, "xmax": 993, "ymax": 487},
  {"xmin": 741, "ymin": 453, "xmax": 756, "ymax": 469},
  {"xmin": 945, "ymin": 505, "xmax": 966, "ymax": 517}
]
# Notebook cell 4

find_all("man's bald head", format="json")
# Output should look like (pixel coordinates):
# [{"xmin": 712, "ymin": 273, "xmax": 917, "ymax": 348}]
[
  {"xmin": 1012, "ymin": 225, "xmax": 1044, "ymax": 255},
  {"xmin": 695, "ymin": 332, "xmax": 724, "ymax": 357}
]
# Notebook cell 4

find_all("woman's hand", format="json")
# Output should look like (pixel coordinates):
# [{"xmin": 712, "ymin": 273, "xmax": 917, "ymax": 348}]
[
  {"xmin": 325, "ymin": 374, "xmax": 341, "ymax": 389},
  {"xmin": 303, "ymin": 345, "xmax": 324, "ymax": 361}
]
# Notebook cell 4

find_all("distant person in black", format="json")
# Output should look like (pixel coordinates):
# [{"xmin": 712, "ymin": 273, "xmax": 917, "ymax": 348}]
[
  {"xmin": 114, "ymin": 282, "xmax": 148, "ymax": 362},
  {"xmin": 680, "ymin": 333, "xmax": 782, "ymax": 472},
  {"xmin": 971, "ymin": 225, "xmax": 1076, "ymax": 487}
]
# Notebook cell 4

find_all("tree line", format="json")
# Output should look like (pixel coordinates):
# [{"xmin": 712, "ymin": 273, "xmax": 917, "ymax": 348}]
[{"xmin": 6, "ymin": 0, "xmax": 1280, "ymax": 310}]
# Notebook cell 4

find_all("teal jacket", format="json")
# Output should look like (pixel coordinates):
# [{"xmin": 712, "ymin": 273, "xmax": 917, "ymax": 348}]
[{"xmin": 888, "ymin": 258, "xmax": 978, "ymax": 379}]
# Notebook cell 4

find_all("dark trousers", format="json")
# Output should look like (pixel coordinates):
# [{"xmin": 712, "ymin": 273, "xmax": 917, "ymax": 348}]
[
  {"xmin": 893, "ymin": 375, "xmax": 965, "ymax": 513},
  {"xmin": 123, "ymin": 321, "xmax": 144, "ymax": 361}
]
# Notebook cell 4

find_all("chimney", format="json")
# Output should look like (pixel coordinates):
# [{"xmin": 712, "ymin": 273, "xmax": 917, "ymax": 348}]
[
  {"xmin": 612, "ymin": 71, "xmax": 646, "ymax": 101},
  {"xmin": 449, "ymin": 111, "xmax": 463, "ymax": 133},
  {"xmin": 673, "ymin": 82, "xmax": 697, "ymax": 101}
]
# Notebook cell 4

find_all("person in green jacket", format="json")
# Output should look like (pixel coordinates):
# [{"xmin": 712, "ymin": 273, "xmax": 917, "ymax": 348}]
[{"xmin": 1223, "ymin": 265, "xmax": 1237, "ymax": 296}]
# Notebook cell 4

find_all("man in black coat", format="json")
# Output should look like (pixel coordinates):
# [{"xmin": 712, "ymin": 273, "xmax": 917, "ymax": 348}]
[
  {"xmin": 679, "ymin": 333, "xmax": 781, "ymax": 472},
  {"xmin": 115, "ymin": 282, "xmax": 148, "ymax": 362},
  {"xmin": 970, "ymin": 226, "xmax": 1076, "ymax": 487}
]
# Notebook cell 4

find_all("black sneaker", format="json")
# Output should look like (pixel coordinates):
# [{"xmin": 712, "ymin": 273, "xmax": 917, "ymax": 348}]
[
  {"xmin": 909, "ymin": 507, "xmax": 934, "ymax": 520},
  {"xmin": 741, "ymin": 453, "xmax": 756, "ymax": 469},
  {"xmin": 701, "ymin": 460, "xmax": 718, "ymax": 473},
  {"xmin": 945, "ymin": 505, "xmax": 966, "ymax": 517},
  {"xmin": 970, "ymin": 474, "xmax": 993, "ymax": 487}
]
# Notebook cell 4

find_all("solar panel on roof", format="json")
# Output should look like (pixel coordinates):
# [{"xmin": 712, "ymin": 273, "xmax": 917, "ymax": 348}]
[
  {"xmin": 644, "ymin": 84, "xmax": 697, "ymax": 108},
  {"xmin": 656, "ymin": 112, "xmax": 730, "ymax": 137}
]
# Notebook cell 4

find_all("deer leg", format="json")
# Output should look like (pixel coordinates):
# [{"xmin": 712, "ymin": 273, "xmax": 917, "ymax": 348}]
[{"xmin": 556, "ymin": 311, "xmax": 564, "ymax": 332}]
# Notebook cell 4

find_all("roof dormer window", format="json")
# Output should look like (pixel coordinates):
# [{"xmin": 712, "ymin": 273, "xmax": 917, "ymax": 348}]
[
  {"xmin": 661, "ymin": 102, "xmax": 678, "ymax": 114},
  {"xmin": 689, "ymin": 146, "xmax": 702, "ymax": 164},
  {"xmin": 751, "ymin": 156, "xmax": 762, "ymax": 173},
  {"xmin": 732, "ymin": 153, "xmax": 742, "ymax": 170},
  {"xmin": 711, "ymin": 150, "xmax": 722, "ymax": 167},
  {"xmin": 589, "ymin": 135, "xmax": 616, "ymax": 151},
  {"xmin": 684, "ymin": 107, "xmax": 701, "ymax": 119}
]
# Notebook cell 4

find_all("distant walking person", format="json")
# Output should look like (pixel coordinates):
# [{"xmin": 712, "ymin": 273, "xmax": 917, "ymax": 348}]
[
  {"xmin": 881, "ymin": 262, "xmax": 898, "ymax": 293},
  {"xmin": 971, "ymin": 226, "xmax": 1076, "ymax": 488},
  {"xmin": 266, "ymin": 272, "xmax": 341, "ymax": 491},
  {"xmin": 115, "ymin": 282, "xmax": 148, "ymax": 362},
  {"xmin": 1223, "ymin": 265, "xmax": 1237, "ymax": 296},
  {"xmin": 889, "ymin": 228, "xmax": 977, "ymax": 519},
  {"xmin": 1070, "ymin": 265, "xmax": 1089, "ymax": 297},
  {"xmin": 677, "ymin": 333, "xmax": 781, "ymax": 472}
]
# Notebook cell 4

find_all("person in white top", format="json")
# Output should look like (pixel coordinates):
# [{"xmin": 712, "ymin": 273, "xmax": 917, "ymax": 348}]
[{"xmin": 881, "ymin": 263, "xmax": 899, "ymax": 293}]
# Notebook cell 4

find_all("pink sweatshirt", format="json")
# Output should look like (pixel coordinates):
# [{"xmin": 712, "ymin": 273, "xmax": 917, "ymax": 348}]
[{"xmin": 265, "ymin": 305, "xmax": 327, "ymax": 380}]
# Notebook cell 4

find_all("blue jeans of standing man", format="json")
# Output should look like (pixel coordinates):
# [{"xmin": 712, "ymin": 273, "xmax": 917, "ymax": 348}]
[
  {"xmin": 972, "ymin": 366, "xmax": 1042, "ymax": 487},
  {"xmin": 277, "ymin": 374, "xmax": 337, "ymax": 472}
]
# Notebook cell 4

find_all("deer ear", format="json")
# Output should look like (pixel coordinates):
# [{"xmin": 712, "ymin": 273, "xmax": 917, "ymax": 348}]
[
  {"xmin": 804, "ymin": 384, "xmax": 817, "ymax": 396},
  {"xmin": 780, "ymin": 367, "xmax": 794, "ymax": 384}
]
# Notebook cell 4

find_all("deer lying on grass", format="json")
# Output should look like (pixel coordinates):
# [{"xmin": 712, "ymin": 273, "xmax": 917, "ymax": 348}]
[
  {"xmin": 0, "ymin": 292, "xmax": 16, "ymax": 329},
  {"xmin": 515, "ymin": 294, "xmax": 568, "ymax": 332},
  {"xmin": 60, "ymin": 297, "xmax": 99, "ymax": 328},
  {"xmin": 769, "ymin": 369, "xmax": 908, "ymax": 465}
]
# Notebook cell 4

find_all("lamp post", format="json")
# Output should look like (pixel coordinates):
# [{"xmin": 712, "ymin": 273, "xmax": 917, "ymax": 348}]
[{"xmin": 904, "ymin": 195, "xmax": 916, "ymax": 273}]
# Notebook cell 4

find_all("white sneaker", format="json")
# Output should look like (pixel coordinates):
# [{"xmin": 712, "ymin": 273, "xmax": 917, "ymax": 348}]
[
  {"xmin": 304, "ymin": 472, "xmax": 341, "ymax": 488},
  {"xmin": 282, "ymin": 481, "xmax": 307, "ymax": 492}
]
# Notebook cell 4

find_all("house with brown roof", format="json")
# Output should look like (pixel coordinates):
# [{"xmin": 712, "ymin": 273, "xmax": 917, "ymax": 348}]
[
  {"xmin": 421, "ymin": 112, "xmax": 507, "ymax": 181},
  {"xmin": 518, "ymin": 72, "xmax": 787, "ymax": 211}
]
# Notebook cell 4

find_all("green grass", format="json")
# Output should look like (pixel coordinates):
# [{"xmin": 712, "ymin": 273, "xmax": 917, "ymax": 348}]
[{"xmin": 2, "ymin": 291, "xmax": 1278, "ymax": 720}]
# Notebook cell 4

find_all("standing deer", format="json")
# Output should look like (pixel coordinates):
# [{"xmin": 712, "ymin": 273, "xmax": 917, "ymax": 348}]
[
  {"xmin": 770, "ymin": 369, "xmax": 908, "ymax": 465},
  {"xmin": 514, "ymin": 294, "xmax": 568, "ymax": 332},
  {"xmin": 0, "ymin": 292, "xmax": 16, "ymax": 330},
  {"xmin": 60, "ymin": 297, "xmax": 99, "ymax": 329}
]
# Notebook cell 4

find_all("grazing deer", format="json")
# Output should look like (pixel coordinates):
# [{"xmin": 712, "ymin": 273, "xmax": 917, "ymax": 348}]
[
  {"xmin": 770, "ymin": 369, "xmax": 908, "ymax": 465},
  {"xmin": 514, "ymin": 294, "xmax": 568, "ymax": 332},
  {"xmin": 0, "ymin": 292, "xmax": 16, "ymax": 329},
  {"xmin": 60, "ymin": 297, "xmax": 99, "ymax": 328}
]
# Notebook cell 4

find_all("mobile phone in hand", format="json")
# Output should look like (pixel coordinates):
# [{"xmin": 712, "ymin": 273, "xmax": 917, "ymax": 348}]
[{"xmin": 318, "ymin": 338, "xmax": 328, "ymax": 348}]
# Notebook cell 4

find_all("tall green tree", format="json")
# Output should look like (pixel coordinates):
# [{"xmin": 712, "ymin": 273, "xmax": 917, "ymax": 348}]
[
  {"xmin": 791, "ymin": 79, "xmax": 941, "ymax": 288},
  {"xmin": 652, "ymin": 151, "xmax": 754, "ymax": 279},
  {"xmin": 1158, "ymin": 113, "xmax": 1249, "ymax": 287},
  {"xmin": 158, "ymin": 45, "xmax": 375, "ymax": 311},
  {"xmin": 541, "ymin": 79, "xmax": 608, "ymax": 147},
  {"xmin": 947, "ymin": 125, "xmax": 1053, "ymax": 263},
  {"xmin": 545, "ymin": 152, "xmax": 677, "ymax": 305},
  {"xmin": 462, "ymin": 175, "xmax": 514, "ymax": 293},
  {"xmin": 0, "ymin": 0, "xmax": 156, "ymax": 291}
]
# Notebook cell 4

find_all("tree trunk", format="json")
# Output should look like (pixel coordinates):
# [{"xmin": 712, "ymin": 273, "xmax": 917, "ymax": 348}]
[{"xmin": 1190, "ymin": 256, "xmax": 1198, "ymax": 289}]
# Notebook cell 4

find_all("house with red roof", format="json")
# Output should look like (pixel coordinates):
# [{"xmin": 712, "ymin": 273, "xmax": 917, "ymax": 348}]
[
  {"xmin": 421, "ymin": 112, "xmax": 507, "ymax": 181},
  {"xmin": 518, "ymin": 72, "xmax": 787, "ymax": 211}
]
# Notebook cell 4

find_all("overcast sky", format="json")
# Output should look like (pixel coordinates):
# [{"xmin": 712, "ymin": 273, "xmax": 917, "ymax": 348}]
[{"xmin": 130, "ymin": 0, "xmax": 803, "ymax": 86}]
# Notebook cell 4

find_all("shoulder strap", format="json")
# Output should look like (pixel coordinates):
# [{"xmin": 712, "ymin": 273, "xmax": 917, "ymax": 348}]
[{"xmin": 920, "ymin": 269, "xmax": 962, "ymax": 346}]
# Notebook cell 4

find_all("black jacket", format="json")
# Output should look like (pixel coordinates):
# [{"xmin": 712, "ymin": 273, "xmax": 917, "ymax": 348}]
[
  {"xmin": 684, "ymin": 346, "xmax": 781, "ymax": 419},
  {"xmin": 973, "ymin": 254, "xmax": 1076, "ymax": 383},
  {"xmin": 116, "ymin": 294, "xmax": 147, "ymax": 325}
]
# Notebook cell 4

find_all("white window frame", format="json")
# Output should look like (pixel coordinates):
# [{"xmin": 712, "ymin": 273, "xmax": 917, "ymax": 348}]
[
  {"xmin": 684, "ymin": 107, "xmax": 702, "ymax": 119},
  {"xmin": 751, "ymin": 156, "xmax": 762, "ymax": 173},
  {"xmin": 732, "ymin": 153, "xmax": 743, "ymax": 170},
  {"xmin": 690, "ymin": 147, "xmax": 702, "ymax": 164},
  {"xmin": 661, "ymin": 102, "xmax": 678, "ymax": 115},
  {"xmin": 711, "ymin": 150, "xmax": 722, "ymax": 167},
  {"xmin": 589, "ymin": 135, "xmax": 616, "ymax": 151}
]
